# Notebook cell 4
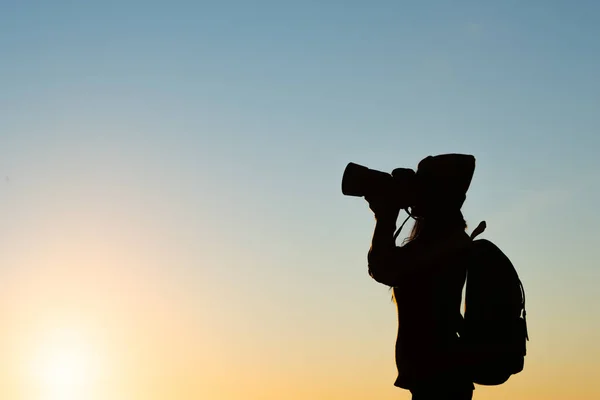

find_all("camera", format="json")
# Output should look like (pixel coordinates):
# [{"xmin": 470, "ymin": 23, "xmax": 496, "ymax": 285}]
[
  {"xmin": 341, "ymin": 154, "xmax": 476, "ymax": 212},
  {"xmin": 341, "ymin": 162, "xmax": 416, "ymax": 209}
]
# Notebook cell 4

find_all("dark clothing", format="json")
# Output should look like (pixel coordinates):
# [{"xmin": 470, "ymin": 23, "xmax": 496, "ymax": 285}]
[
  {"xmin": 368, "ymin": 229, "xmax": 474, "ymax": 393},
  {"xmin": 408, "ymin": 369, "xmax": 474, "ymax": 400},
  {"xmin": 410, "ymin": 386, "xmax": 474, "ymax": 400}
]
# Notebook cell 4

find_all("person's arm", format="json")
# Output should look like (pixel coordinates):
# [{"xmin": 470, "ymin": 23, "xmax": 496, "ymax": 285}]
[
  {"xmin": 367, "ymin": 214, "xmax": 401, "ymax": 286},
  {"xmin": 364, "ymin": 190, "xmax": 419, "ymax": 286}
]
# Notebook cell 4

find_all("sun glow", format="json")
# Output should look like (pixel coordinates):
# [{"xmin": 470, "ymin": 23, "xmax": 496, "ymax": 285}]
[{"xmin": 30, "ymin": 327, "xmax": 101, "ymax": 400}]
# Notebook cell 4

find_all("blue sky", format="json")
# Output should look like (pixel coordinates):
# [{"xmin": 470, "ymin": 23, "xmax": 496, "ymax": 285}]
[{"xmin": 1, "ymin": 1, "xmax": 600, "ymax": 399}]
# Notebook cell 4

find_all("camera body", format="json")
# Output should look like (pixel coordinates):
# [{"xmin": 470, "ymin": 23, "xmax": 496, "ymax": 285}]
[
  {"xmin": 341, "ymin": 162, "xmax": 416, "ymax": 209},
  {"xmin": 341, "ymin": 154, "xmax": 476, "ymax": 214}
]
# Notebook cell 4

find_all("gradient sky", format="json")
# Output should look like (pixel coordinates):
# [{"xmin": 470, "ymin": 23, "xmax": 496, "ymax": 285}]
[{"xmin": 1, "ymin": 1, "xmax": 600, "ymax": 399}]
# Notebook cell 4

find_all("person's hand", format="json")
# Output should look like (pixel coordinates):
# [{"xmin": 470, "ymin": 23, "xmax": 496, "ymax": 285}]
[{"xmin": 365, "ymin": 194, "xmax": 401, "ymax": 221}]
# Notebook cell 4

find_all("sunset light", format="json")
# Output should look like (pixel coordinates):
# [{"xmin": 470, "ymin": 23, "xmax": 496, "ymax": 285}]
[{"xmin": 30, "ymin": 327, "xmax": 100, "ymax": 400}]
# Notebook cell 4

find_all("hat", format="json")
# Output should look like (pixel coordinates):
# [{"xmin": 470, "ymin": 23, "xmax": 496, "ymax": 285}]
[{"xmin": 415, "ymin": 153, "xmax": 476, "ymax": 211}]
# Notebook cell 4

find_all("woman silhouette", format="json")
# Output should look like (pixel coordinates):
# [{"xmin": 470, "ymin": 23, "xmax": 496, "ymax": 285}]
[{"xmin": 366, "ymin": 154, "xmax": 476, "ymax": 400}]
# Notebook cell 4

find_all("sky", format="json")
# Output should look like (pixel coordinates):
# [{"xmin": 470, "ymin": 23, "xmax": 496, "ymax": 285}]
[{"xmin": 1, "ymin": 1, "xmax": 600, "ymax": 399}]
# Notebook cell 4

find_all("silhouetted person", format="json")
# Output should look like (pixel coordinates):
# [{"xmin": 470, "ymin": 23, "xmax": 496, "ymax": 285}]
[{"xmin": 366, "ymin": 155, "xmax": 476, "ymax": 400}]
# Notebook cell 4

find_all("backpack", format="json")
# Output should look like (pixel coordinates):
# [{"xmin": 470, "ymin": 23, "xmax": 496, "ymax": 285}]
[{"xmin": 459, "ymin": 222, "xmax": 529, "ymax": 386}]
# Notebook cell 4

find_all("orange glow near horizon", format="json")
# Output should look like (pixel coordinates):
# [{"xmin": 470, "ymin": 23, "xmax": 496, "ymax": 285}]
[
  {"xmin": 0, "ymin": 167, "xmax": 598, "ymax": 400},
  {"xmin": 0, "ymin": 211, "xmax": 599, "ymax": 400}
]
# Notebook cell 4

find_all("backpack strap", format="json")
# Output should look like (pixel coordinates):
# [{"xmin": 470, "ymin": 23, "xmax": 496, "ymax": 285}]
[
  {"xmin": 520, "ymin": 279, "xmax": 530, "ymax": 341},
  {"xmin": 470, "ymin": 220, "xmax": 487, "ymax": 240}
]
